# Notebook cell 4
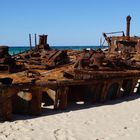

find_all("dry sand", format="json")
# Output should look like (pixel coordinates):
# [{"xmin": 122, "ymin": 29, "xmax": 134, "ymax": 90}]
[{"xmin": 1, "ymin": 95, "xmax": 140, "ymax": 140}]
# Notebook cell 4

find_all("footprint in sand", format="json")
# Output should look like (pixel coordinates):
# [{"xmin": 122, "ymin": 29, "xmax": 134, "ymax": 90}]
[
  {"xmin": 0, "ymin": 130, "xmax": 4, "ymax": 134},
  {"xmin": 84, "ymin": 119, "xmax": 97, "ymax": 125},
  {"xmin": 53, "ymin": 128, "xmax": 76, "ymax": 140},
  {"xmin": 30, "ymin": 123, "xmax": 33, "ymax": 126},
  {"xmin": 0, "ymin": 129, "xmax": 10, "ymax": 138},
  {"xmin": 14, "ymin": 121, "xmax": 18, "ymax": 124},
  {"xmin": 9, "ymin": 125, "xmax": 15, "ymax": 131},
  {"xmin": 4, "ymin": 133, "xmax": 10, "ymax": 138},
  {"xmin": 30, "ymin": 128, "xmax": 34, "ymax": 131}
]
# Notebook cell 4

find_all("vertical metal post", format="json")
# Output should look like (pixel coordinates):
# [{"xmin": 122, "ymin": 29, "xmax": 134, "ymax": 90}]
[
  {"xmin": 29, "ymin": 34, "xmax": 32, "ymax": 50},
  {"xmin": 35, "ymin": 33, "xmax": 37, "ymax": 47},
  {"xmin": 46, "ymin": 34, "xmax": 48, "ymax": 44},
  {"xmin": 100, "ymin": 37, "xmax": 102, "ymax": 46}
]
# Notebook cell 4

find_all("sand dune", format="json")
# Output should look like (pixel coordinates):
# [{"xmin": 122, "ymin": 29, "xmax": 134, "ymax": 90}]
[{"xmin": 1, "ymin": 95, "xmax": 140, "ymax": 140}]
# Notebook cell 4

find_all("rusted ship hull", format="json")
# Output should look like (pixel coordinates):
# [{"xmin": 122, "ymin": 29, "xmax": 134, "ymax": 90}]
[
  {"xmin": 0, "ymin": 15, "xmax": 140, "ymax": 121},
  {"xmin": 39, "ymin": 69, "xmax": 140, "ymax": 109},
  {"xmin": 0, "ymin": 67, "xmax": 140, "ymax": 121}
]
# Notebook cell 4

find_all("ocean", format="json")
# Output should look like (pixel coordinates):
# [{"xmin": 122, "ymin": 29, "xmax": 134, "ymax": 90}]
[{"xmin": 9, "ymin": 46, "xmax": 107, "ymax": 55}]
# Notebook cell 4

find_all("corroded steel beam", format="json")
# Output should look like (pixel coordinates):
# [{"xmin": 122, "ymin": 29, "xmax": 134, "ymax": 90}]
[{"xmin": 126, "ymin": 15, "xmax": 131, "ymax": 37}]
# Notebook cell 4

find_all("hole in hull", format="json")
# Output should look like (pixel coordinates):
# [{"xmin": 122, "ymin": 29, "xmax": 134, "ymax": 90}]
[
  {"xmin": 106, "ymin": 83, "xmax": 119, "ymax": 100},
  {"xmin": 122, "ymin": 79, "xmax": 133, "ymax": 96}
]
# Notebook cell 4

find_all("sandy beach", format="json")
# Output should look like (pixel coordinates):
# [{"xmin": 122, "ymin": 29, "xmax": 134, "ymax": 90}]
[{"xmin": 0, "ymin": 95, "xmax": 140, "ymax": 140}]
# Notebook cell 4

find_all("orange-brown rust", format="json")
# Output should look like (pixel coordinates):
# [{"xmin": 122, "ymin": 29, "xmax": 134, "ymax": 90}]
[{"xmin": 1, "ymin": 16, "xmax": 140, "ymax": 121}]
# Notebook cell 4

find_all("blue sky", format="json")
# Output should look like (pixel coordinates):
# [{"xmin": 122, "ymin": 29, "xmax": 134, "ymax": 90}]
[{"xmin": 0, "ymin": 0, "xmax": 140, "ymax": 46}]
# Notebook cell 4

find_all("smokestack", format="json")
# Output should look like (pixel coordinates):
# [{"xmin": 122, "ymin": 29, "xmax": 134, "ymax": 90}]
[
  {"xmin": 39, "ymin": 35, "xmax": 48, "ymax": 45},
  {"xmin": 126, "ymin": 15, "xmax": 131, "ymax": 37}
]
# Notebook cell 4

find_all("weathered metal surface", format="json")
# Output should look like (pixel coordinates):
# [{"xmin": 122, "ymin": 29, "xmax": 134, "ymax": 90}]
[
  {"xmin": 126, "ymin": 15, "xmax": 131, "ymax": 37},
  {"xmin": 73, "ymin": 69, "xmax": 140, "ymax": 80},
  {"xmin": 42, "ymin": 78, "xmax": 139, "ymax": 109},
  {"xmin": 103, "ymin": 16, "xmax": 140, "ymax": 54},
  {"xmin": 0, "ymin": 46, "xmax": 16, "ymax": 73},
  {"xmin": 0, "ymin": 81, "xmax": 43, "ymax": 121},
  {"xmin": 36, "ymin": 35, "xmax": 50, "ymax": 50},
  {"xmin": 15, "ymin": 35, "xmax": 69, "ymax": 70},
  {"xmin": 0, "ymin": 85, "xmax": 12, "ymax": 121},
  {"xmin": 1, "ymin": 16, "xmax": 140, "ymax": 121}
]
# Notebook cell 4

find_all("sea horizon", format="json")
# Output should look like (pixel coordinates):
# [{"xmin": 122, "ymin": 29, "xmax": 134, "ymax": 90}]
[{"xmin": 8, "ymin": 45, "xmax": 108, "ymax": 55}]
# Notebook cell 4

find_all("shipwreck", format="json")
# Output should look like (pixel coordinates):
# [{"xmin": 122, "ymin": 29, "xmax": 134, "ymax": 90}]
[{"xmin": 0, "ymin": 16, "xmax": 140, "ymax": 121}]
